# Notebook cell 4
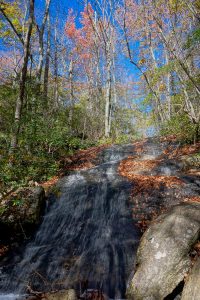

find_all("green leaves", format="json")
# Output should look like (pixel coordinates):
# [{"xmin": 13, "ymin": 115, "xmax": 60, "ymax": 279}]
[
  {"xmin": 12, "ymin": 198, "xmax": 23, "ymax": 206},
  {"xmin": 149, "ymin": 61, "xmax": 177, "ymax": 86},
  {"xmin": 0, "ymin": 1, "xmax": 23, "ymax": 41},
  {"xmin": 160, "ymin": 113, "xmax": 197, "ymax": 143},
  {"xmin": 185, "ymin": 28, "xmax": 200, "ymax": 49}
]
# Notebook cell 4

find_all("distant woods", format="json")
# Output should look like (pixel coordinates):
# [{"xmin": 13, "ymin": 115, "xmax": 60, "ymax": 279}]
[
  {"xmin": 0, "ymin": 0, "xmax": 199, "ymax": 187},
  {"xmin": 121, "ymin": 0, "xmax": 200, "ymax": 143},
  {"xmin": 0, "ymin": 0, "xmax": 139, "ymax": 153}
]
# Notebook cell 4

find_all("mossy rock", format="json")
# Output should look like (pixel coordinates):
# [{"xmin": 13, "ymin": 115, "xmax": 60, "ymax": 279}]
[
  {"xmin": 0, "ymin": 186, "xmax": 46, "ymax": 243},
  {"xmin": 181, "ymin": 153, "xmax": 200, "ymax": 170}
]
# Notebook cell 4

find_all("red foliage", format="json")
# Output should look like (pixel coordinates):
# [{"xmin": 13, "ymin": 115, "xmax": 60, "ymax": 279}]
[
  {"xmin": 65, "ymin": 9, "xmax": 79, "ymax": 39},
  {"xmin": 80, "ymin": 3, "xmax": 94, "ymax": 28},
  {"xmin": 65, "ymin": 4, "xmax": 95, "ymax": 61}
]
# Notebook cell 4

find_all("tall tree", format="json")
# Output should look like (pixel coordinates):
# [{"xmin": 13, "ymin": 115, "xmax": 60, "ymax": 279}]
[{"xmin": 8, "ymin": 0, "xmax": 35, "ymax": 150}]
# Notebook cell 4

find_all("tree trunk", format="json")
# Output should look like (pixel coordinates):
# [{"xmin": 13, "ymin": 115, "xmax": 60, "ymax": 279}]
[
  {"xmin": 43, "ymin": 14, "xmax": 51, "ymax": 108},
  {"xmin": 10, "ymin": 0, "xmax": 35, "ymax": 151},
  {"xmin": 165, "ymin": 51, "xmax": 172, "ymax": 120},
  {"xmin": 68, "ymin": 59, "xmax": 74, "ymax": 129},
  {"xmin": 105, "ymin": 51, "xmax": 112, "ymax": 138},
  {"xmin": 36, "ymin": 0, "xmax": 51, "ymax": 81},
  {"xmin": 53, "ymin": 23, "xmax": 59, "ymax": 110}
]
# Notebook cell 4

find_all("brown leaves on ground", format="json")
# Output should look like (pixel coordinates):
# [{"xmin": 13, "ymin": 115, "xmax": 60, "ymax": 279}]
[
  {"xmin": 118, "ymin": 154, "xmax": 185, "ymax": 232},
  {"xmin": 118, "ymin": 157, "xmax": 184, "ymax": 196},
  {"xmin": 194, "ymin": 241, "xmax": 200, "ymax": 256},
  {"xmin": 63, "ymin": 144, "xmax": 109, "ymax": 172},
  {"xmin": 184, "ymin": 196, "xmax": 200, "ymax": 203},
  {"xmin": 189, "ymin": 240, "xmax": 200, "ymax": 266},
  {"xmin": 62, "ymin": 144, "xmax": 109, "ymax": 171},
  {"xmin": 132, "ymin": 175, "xmax": 183, "ymax": 195},
  {"xmin": 133, "ymin": 139, "xmax": 146, "ymax": 155},
  {"xmin": 40, "ymin": 176, "xmax": 59, "ymax": 189},
  {"xmin": 0, "ymin": 245, "xmax": 9, "ymax": 257},
  {"xmin": 163, "ymin": 142, "xmax": 200, "ymax": 159},
  {"xmin": 119, "ymin": 158, "xmax": 159, "ymax": 175},
  {"xmin": 40, "ymin": 144, "xmax": 109, "ymax": 189},
  {"xmin": 159, "ymin": 134, "xmax": 177, "ymax": 142},
  {"xmin": 186, "ymin": 169, "xmax": 200, "ymax": 176}
]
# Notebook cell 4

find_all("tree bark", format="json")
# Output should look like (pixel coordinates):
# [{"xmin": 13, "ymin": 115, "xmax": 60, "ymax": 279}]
[
  {"xmin": 36, "ymin": 0, "xmax": 51, "ymax": 81},
  {"xmin": 43, "ymin": 14, "xmax": 51, "ymax": 107},
  {"xmin": 53, "ymin": 23, "xmax": 59, "ymax": 110},
  {"xmin": 105, "ymin": 48, "xmax": 112, "ymax": 138},
  {"xmin": 68, "ymin": 59, "xmax": 74, "ymax": 129},
  {"xmin": 10, "ymin": 0, "xmax": 35, "ymax": 151}
]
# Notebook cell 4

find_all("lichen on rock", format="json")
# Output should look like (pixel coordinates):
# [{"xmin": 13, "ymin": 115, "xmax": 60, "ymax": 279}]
[{"xmin": 127, "ymin": 202, "xmax": 200, "ymax": 300}]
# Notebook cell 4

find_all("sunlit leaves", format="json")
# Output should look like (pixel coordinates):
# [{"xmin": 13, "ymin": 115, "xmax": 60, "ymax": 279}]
[
  {"xmin": 0, "ymin": 1, "xmax": 23, "ymax": 41},
  {"xmin": 185, "ymin": 28, "xmax": 200, "ymax": 49}
]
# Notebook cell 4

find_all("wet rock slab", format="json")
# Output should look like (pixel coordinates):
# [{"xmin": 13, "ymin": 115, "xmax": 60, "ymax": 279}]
[{"xmin": 127, "ymin": 202, "xmax": 200, "ymax": 300}]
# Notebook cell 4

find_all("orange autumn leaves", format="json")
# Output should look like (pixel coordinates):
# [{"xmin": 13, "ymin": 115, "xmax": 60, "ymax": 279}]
[
  {"xmin": 163, "ymin": 143, "xmax": 200, "ymax": 159},
  {"xmin": 65, "ymin": 4, "xmax": 95, "ymax": 58},
  {"xmin": 119, "ymin": 137, "xmax": 200, "ymax": 197},
  {"xmin": 118, "ymin": 157, "xmax": 184, "ymax": 196},
  {"xmin": 40, "ymin": 145, "xmax": 109, "ymax": 189},
  {"xmin": 184, "ymin": 196, "xmax": 200, "ymax": 203},
  {"xmin": 64, "ymin": 144, "xmax": 109, "ymax": 171}
]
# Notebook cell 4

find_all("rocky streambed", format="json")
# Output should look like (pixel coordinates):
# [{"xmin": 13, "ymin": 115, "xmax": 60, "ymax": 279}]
[{"xmin": 0, "ymin": 139, "xmax": 200, "ymax": 300}]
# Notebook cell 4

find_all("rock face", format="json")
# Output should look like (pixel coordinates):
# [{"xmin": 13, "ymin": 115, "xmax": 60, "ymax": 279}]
[
  {"xmin": 0, "ymin": 186, "xmax": 46, "ymax": 243},
  {"xmin": 127, "ymin": 202, "xmax": 200, "ymax": 300},
  {"xmin": 44, "ymin": 289, "xmax": 76, "ymax": 300},
  {"xmin": 181, "ymin": 257, "xmax": 200, "ymax": 300},
  {"xmin": 181, "ymin": 154, "xmax": 200, "ymax": 171}
]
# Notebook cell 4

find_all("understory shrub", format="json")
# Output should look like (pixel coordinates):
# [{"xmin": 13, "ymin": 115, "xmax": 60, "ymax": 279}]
[{"xmin": 160, "ymin": 113, "xmax": 199, "ymax": 144}]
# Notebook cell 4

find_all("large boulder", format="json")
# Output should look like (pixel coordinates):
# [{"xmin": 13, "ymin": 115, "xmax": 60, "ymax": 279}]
[
  {"xmin": 0, "ymin": 186, "xmax": 46, "ymax": 243},
  {"xmin": 127, "ymin": 202, "xmax": 200, "ymax": 300},
  {"xmin": 181, "ymin": 154, "xmax": 200, "ymax": 171},
  {"xmin": 181, "ymin": 257, "xmax": 200, "ymax": 300}
]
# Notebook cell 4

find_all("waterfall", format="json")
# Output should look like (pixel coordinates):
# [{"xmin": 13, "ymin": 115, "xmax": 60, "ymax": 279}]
[{"xmin": 0, "ymin": 145, "xmax": 141, "ymax": 299}]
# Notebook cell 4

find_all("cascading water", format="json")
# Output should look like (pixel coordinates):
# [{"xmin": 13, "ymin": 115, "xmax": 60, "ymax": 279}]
[
  {"xmin": 0, "ymin": 144, "xmax": 141, "ymax": 299},
  {"xmin": 2, "ymin": 140, "xmax": 194, "ymax": 300}
]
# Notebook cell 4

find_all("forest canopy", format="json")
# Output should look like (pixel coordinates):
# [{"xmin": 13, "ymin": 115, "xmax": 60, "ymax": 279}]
[{"xmin": 0, "ymin": 0, "xmax": 199, "ymax": 190}]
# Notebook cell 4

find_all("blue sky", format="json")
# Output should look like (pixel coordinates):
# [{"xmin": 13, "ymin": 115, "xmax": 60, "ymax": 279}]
[
  {"xmin": 36, "ymin": 0, "xmax": 140, "ymax": 79},
  {"xmin": 0, "ymin": 0, "xmax": 140, "ymax": 78},
  {"xmin": 0, "ymin": 0, "xmax": 141, "ymax": 98}
]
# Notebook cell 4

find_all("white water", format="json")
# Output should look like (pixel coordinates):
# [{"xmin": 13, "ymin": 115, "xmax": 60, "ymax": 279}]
[{"xmin": 1, "ymin": 141, "xmax": 182, "ymax": 299}]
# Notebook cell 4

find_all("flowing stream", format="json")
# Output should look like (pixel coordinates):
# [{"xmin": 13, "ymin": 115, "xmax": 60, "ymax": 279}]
[
  {"xmin": 1, "ymin": 141, "xmax": 198, "ymax": 300},
  {"xmin": 0, "ymin": 144, "xmax": 143, "ymax": 299}
]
